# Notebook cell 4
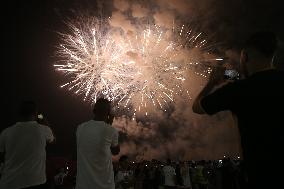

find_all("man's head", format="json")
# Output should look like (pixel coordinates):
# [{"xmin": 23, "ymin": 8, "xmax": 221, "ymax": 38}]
[
  {"xmin": 119, "ymin": 155, "xmax": 129, "ymax": 169},
  {"xmin": 166, "ymin": 158, "xmax": 171, "ymax": 165},
  {"xmin": 18, "ymin": 101, "xmax": 37, "ymax": 121},
  {"xmin": 92, "ymin": 98, "xmax": 111, "ymax": 118},
  {"xmin": 240, "ymin": 31, "xmax": 278, "ymax": 77}
]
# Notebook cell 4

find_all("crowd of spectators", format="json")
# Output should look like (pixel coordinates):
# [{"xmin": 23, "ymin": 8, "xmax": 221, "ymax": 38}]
[{"xmin": 42, "ymin": 156, "xmax": 245, "ymax": 189}]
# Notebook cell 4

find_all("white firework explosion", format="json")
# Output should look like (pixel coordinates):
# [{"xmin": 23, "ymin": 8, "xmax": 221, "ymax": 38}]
[{"xmin": 55, "ymin": 18, "xmax": 222, "ymax": 117}]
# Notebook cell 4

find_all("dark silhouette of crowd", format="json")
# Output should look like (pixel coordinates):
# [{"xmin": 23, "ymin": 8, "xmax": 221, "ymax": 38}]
[{"xmin": 42, "ymin": 156, "xmax": 246, "ymax": 189}]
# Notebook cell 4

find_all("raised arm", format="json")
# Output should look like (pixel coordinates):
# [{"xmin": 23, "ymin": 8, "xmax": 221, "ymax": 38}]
[
  {"xmin": 43, "ymin": 125, "xmax": 55, "ymax": 144},
  {"xmin": 110, "ymin": 129, "xmax": 120, "ymax": 155},
  {"xmin": 192, "ymin": 67, "xmax": 226, "ymax": 114}
]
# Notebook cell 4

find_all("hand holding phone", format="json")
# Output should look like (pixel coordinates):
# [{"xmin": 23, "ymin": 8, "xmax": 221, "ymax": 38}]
[
  {"xmin": 224, "ymin": 69, "xmax": 239, "ymax": 80},
  {"xmin": 37, "ymin": 114, "xmax": 43, "ymax": 119}
]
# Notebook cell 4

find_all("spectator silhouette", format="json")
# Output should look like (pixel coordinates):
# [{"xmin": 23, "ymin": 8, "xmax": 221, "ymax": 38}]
[
  {"xmin": 75, "ymin": 98, "xmax": 120, "ymax": 189},
  {"xmin": 54, "ymin": 167, "xmax": 68, "ymax": 188},
  {"xmin": 0, "ymin": 101, "xmax": 54, "ymax": 189},
  {"xmin": 192, "ymin": 31, "xmax": 284, "ymax": 188},
  {"xmin": 175, "ymin": 162, "xmax": 183, "ymax": 186},
  {"xmin": 162, "ymin": 159, "xmax": 176, "ymax": 189},
  {"xmin": 180, "ymin": 161, "xmax": 192, "ymax": 188},
  {"xmin": 115, "ymin": 155, "xmax": 134, "ymax": 189}
]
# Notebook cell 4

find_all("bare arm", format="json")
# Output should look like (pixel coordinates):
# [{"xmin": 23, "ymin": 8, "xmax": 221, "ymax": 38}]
[
  {"xmin": 43, "ymin": 125, "xmax": 55, "ymax": 144},
  {"xmin": 192, "ymin": 80, "xmax": 218, "ymax": 114},
  {"xmin": 192, "ymin": 67, "xmax": 226, "ymax": 114},
  {"xmin": 106, "ymin": 114, "xmax": 115, "ymax": 125},
  {"xmin": 110, "ymin": 127, "xmax": 120, "ymax": 156},
  {"xmin": 111, "ymin": 145, "xmax": 120, "ymax": 155}
]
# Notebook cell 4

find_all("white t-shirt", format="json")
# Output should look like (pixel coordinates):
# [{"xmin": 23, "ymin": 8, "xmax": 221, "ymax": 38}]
[
  {"xmin": 0, "ymin": 121, "xmax": 54, "ymax": 189},
  {"xmin": 163, "ymin": 165, "xmax": 176, "ymax": 186},
  {"xmin": 76, "ymin": 120, "xmax": 119, "ymax": 189}
]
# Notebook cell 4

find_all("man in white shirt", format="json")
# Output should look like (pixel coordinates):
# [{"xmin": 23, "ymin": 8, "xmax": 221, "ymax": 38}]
[
  {"xmin": 115, "ymin": 155, "xmax": 134, "ymax": 189},
  {"xmin": 162, "ymin": 159, "xmax": 176, "ymax": 188},
  {"xmin": 76, "ymin": 98, "xmax": 120, "ymax": 189},
  {"xmin": 0, "ymin": 101, "xmax": 55, "ymax": 189}
]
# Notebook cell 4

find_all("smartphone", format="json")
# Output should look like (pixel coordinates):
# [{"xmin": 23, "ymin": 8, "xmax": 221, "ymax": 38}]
[
  {"xmin": 37, "ymin": 114, "xmax": 44, "ymax": 119},
  {"xmin": 224, "ymin": 69, "xmax": 239, "ymax": 80}
]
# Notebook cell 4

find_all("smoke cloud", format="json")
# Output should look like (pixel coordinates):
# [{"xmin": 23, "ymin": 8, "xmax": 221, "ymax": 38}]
[
  {"xmin": 101, "ymin": 0, "xmax": 243, "ymax": 160},
  {"xmin": 109, "ymin": 11, "xmax": 135, "ymax": 33},
  {"xmin": 58, "ymin": 0, "xmax": 283, "ymax": 160},
  {"xmin": 131, "ymin": 3, "xmax": 149, "ymax": 18},
  {"xmin": 113, "ymin": 0, "xmax": 130, "ymax": 12}
]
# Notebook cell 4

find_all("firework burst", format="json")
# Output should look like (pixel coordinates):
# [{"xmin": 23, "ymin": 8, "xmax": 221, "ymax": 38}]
[
  {"xmin": 115, "ymin": 25, "xmax": 190, "ymax": 116},
  {"xmin": 55, "ymin": 18, "xmax": 222, "ymax": 117},
  {"xmin": 55, "ymin": 18, "xmax": 134, "ymax": 103}
]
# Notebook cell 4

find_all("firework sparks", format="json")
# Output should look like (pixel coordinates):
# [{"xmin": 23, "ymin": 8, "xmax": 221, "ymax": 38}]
[
  {"xmin": 115, "ymin": 25, "xmax": 189, "ymax": 115},
  {"xmin": 55, "ymin": 18, "xmax": 221, "ymax": 117},
  {"xmin": 55, "ymin": 19, "xmax": 134, "ymax": 103}
]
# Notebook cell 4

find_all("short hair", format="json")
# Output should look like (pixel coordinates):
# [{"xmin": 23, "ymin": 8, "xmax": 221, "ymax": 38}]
[
  {"xmin": 19, "ymin": 101, "xmax": 37, "ymax": 117},
  {"xmin": 166, "ymin": 158, "xmax": 171, "ymax": 165},
  {"xmin": 244, "ymin": 31, "xmax": 278, "ymax": 57},
  {"xmin": 92, "ymin": 98, "xmax": 111, "ymax": 115}
]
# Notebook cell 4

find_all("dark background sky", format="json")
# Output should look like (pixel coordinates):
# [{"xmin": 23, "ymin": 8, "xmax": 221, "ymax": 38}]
[
  {"xmin": 3, "ymin": 0, "xmax": 96, "ymax": 156},
  {"xmin": 2, "ymin": 0, "xmax": 284, "ymax": 157}
]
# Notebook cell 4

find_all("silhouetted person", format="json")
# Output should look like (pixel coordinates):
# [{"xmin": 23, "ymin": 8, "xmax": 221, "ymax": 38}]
[
  {"xmin": 75, "ymin": 98, "xmax": 120, "ymax": 189},
  {"xmin": 0, "ymin": 101, "xmax": 54, "ymax": 189},
  {"xmin": 162, "ymin": 159, "xmax": 176, "ymax": 189},
  {"xmin": 180, "ymin": 161, "xmax": 192, "ymax": 188},
  {"xmin": 175, "ymin": 163, "xmax": 183, "ymax": 186},
  {"xmin": 153, "ymin": 164, "xmax": 163, "ymax": 189},
  {"xmin": 193, "ymin": 31, "xmax": 284, "ymax": 188},
  {"xmin": 115, "ymin": 155, "xmax": 134, "ymax": 189},
  {"xmin": 54, "ymin": 167, "xmax": 68, "ymax": 189},
  {"xmin": 193, "ymin": 161, "xmax": 208, "ymax": 189}
]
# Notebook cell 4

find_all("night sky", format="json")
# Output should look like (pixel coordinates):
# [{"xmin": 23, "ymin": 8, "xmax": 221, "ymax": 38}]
[{"xmin": 3, "ymin": 0, "xmax": 284, "ymax": 158}]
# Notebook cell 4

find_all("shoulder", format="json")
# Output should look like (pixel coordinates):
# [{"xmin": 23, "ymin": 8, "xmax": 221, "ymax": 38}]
[
  {"xmin": 202, "ymin": 81, "xmax": 241, "ymax": 103},
  {"xmin": 77, "ymin": 120, "xmax": 92, "ymax": 128},
  {"xmin": 1, "ymin": 127, "xmax": 10, "ymax": 135},
  {"xmin": 219, "ymin": 80, "xmax": 244, "ymax": 90},
  {"xmin": 38, "ymin": 124, "xmax": 53, "ymax": 132},
  {"xmin": 38, "ymin": 123, "xmax": 50, "ymax": 129},
  {"xmin": 110, "ymin": 125, "xmax": 118, "ymax": 131},
  {"xmin": 38, "ymin": 123, "xmax": 53, "ymax": 133},
  {"xmin": 109, "ymin": 125, "xmax": 118, "ymax": 135},
  {"xmin": 0, "ymin": 123, "xmax": 18, "ymax": 136},
  {"xmin": 0, "ymin": 128, "xmax": 8, "ymax": 138}
]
